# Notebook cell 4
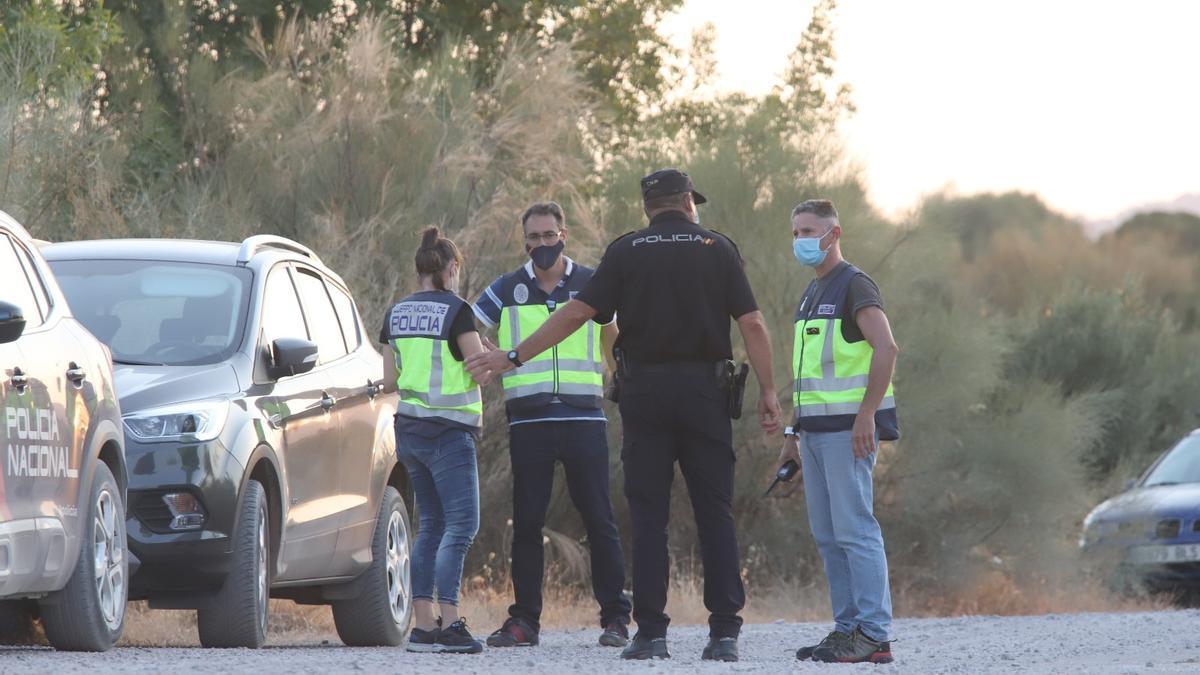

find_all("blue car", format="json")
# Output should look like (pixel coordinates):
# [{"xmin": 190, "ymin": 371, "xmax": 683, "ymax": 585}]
[{"xmin": 1080, "ymin": 429, "xmax": 1200, "ymax": 592}]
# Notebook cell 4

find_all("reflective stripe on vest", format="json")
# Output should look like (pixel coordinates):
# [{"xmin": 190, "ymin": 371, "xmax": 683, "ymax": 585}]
[
  {"xmin": 793, "ymin": 313, "xmax": 895, "ymax": 419},
  {"xmin": 393, "ymin": 334, "xmax": 482, "ymax": 428},
  {"xmin": 498, "ymin": 304, "xmax": 603, "ymax": 401}
]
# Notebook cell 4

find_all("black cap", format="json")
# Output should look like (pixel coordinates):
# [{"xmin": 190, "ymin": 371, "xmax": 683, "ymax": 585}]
[{"xmin": 640, "ymin": 168, "xmax": 707, "ymax": 205}]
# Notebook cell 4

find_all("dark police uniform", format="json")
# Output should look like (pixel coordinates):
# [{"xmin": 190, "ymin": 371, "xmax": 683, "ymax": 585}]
[{"xmin": 574, "ymin": 173, "xmax": 758, "ymax": 640}]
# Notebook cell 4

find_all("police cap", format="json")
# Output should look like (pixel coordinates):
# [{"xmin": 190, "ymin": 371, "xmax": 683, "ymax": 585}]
[{"xmin": 640, "ymin": 168, "xmax": 708, "ymax": 205}]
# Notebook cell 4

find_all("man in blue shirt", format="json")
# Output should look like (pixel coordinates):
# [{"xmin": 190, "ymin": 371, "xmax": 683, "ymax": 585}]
[{"xmin": 474, "ymin": 202, "xmax": 631, "ymax": 649}]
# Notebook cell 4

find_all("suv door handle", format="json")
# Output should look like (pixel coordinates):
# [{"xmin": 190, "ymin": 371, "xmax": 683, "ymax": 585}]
[
  {"xmin": 320, "ymin": 392, "xmax": 337, "ymax": 411},
  {"xmin": 365, "ymin": 380, "xmax": 381, "ymax": 399},
  {"xmin": 9, "ymin": 367, "xmax": 27, "ymax": 391},
  {"xmin": 67, "ymin": 362, "xmax": 87, "ymax": 385}
]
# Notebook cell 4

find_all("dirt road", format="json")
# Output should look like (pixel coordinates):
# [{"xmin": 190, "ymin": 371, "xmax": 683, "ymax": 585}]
[{"xmin": 3, "ymin": 610, "xmax": 1197, "ymax": 674}]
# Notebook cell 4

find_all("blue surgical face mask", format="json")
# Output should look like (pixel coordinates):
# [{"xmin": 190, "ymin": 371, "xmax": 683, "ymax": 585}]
[{"xmin": 793, "ymin": 228, "xmax": 832, "ymax": 267}]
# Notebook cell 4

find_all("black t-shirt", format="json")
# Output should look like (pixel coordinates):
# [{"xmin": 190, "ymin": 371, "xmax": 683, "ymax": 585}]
[
  {"xmin": 575, "ymin": 211, "xmax": 759, "ymax": 363},
  {"xmin": 378, "ymin": 291, "xmax": 477, "ymax": 361},
  {"xmin": 797, "ymin": 261, "xmax": 883, "ymax": 343}
]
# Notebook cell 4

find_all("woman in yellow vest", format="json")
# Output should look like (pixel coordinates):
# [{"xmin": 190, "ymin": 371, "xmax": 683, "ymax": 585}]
[{"xmin": 380, "ymin": 226, "xmax": 486, "ymax": 653}]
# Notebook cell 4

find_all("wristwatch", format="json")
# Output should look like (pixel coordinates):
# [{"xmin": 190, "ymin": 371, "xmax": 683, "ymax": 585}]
[
  {"xmin": 506, "ymin": 349, "xmax": 523, "ymax": 368},
  {"xmin": 784, "ymin": 426, "xmax": 798, "ymax": 438}
]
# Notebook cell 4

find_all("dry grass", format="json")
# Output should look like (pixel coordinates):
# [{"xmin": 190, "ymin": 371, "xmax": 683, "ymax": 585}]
[{"xmin": 107, "ymin": 571, "xmax": 1165, "ymax": 647}]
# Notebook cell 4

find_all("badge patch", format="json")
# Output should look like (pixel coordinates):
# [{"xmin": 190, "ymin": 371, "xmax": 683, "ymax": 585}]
[
  {"xmin": 806, "ymin": 327, "xmax": 821, "ymax": 336},
  {"xmin": 513, "ymin": 283, "xmax": 529, "ymax": 304},
  {"xmin": 817, "ymin": 304, "xmax": 836, "ymax": 316}
]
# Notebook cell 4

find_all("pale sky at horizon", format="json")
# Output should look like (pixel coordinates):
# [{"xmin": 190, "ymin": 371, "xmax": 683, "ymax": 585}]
[{"xmin": 662, "ymin": 0, "xmax": 1200, "ymax": 222}]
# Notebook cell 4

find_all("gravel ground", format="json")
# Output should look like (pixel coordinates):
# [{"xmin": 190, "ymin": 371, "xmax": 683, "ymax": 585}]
[{"xmin": 4, "ymin": 610, "xmax": 1199, "ymax": 674}]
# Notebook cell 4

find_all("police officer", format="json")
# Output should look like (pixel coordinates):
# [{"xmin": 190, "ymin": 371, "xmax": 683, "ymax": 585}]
[
  {"xmin": 472, "ymin": 202, "xmax": 632, "ymax": 649},
  {"xmin": 467, "ymin": 169, "xmax": 782, "ymax": 662},
  {"xmin": 381, "ymin": 226, "xmax": 487, "ymax": 654},
  {"xmin": 781, "ymin": 199, "xmax": 898, "ymax": 664}
]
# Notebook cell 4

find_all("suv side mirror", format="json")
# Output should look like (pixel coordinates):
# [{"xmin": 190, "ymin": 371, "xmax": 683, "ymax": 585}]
[
  {"xmin": 0, "ymin": 301, "xmax": 26, "ymax": 344},
  {"xmin": 270, "ymin": 337, "xmax": 318, "ymax": 378},
  {"xmin": 1124, "ymin": 478, "xmax": 1138, "ymax": 491}
]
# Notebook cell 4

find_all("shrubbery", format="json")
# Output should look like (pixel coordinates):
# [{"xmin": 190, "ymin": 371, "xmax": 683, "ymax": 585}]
[{"xmin": 3, "ymin": 0, "xmax": 1197, "ymax": 611}]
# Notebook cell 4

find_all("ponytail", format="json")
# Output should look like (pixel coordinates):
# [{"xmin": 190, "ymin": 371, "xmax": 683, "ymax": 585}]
[{"xmin": 414, "ymin": 225, "xmax": 463, "ymax": 292}]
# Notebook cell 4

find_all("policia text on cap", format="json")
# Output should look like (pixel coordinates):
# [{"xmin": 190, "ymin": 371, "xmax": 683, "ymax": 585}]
[{"xmin": 466, "ymin": 168, "xmax": 782, "ymax": 663}]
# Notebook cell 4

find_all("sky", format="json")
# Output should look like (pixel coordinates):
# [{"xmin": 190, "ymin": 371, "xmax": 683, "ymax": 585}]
[{"xmin": 661, "ymin": 0, "xmax": 1200, "ymax": 223}]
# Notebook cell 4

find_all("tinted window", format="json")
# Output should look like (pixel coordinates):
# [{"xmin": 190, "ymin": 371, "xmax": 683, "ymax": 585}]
[
  {"xmin": 294, "ymin": 269, "xmax": 348, "ymax": 363},
  {"xmin": 51, "ymin": 259, "xmax": 252, "ymax": 365},
  {"xmin": 0, "ymin": 235, "xmax": 44, "ymax": 328},
  {"xmin": 327, "ymin": 282, "xmax": 361, "ymax": 352},
  {"xmin": 1143, "ymin": 435, "xmax": 1200, "ymax": 487},
  {"xmin": 260, "ymin": 266, "xmax": 308, "ymax": 347},
  {"xmin": 13, "ymin": 242, "xmax": 51, "ymax": 321}
]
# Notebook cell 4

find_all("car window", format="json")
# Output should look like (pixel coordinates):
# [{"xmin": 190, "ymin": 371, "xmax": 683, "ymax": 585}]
[
  {"xmin": 51, "ymin": 259, "xmax": 252, "ymax": 366},
  {"xmin": 1143, "ymin": 435, "xmax": 1200, "ymax": 487},
  {"xmin": 293, "ymin": 269, "xmax": 348, "ymax": 363},
  {"xmin": 12, "ymin": 240, "xmax": 51, "ymax": 321},
  {"xmin": 327, "ymin": 282, "xmax": 362, "ymax": 352},
  {"xmin": 0, "ymin": 235, "xmax": 44, "ymax": 328},
  {"xmin": 260, "ymin": 266, "xmax": 309, "ymax": 348}
]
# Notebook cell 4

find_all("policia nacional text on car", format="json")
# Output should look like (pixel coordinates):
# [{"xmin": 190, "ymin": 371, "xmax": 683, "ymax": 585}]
[
  {"xmin": 468, "ymin": 169, "xmax": 783, "ymax": 663},
  {"xmin": 471, "ymin": 202, "xmax": 633, "ymax": 649}
]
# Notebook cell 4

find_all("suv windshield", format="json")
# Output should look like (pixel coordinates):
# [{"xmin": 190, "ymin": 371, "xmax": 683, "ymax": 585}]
[
  {"xmin": 1143, "ymin": 435, "xmax": 1200, "ymax": 487},
  {"xmin": 51, "ymin": 259, "xmax": 253, "ymax": 366}
]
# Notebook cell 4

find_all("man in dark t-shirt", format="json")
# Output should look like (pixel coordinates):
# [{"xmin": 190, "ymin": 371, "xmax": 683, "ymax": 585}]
[
  {"xmin": 782, "ymin": 199, "xmax": 899, "ymax": 665},
  {"xmin": 466, "ymin": 169, "xmax": 782, "ymax": 663}
]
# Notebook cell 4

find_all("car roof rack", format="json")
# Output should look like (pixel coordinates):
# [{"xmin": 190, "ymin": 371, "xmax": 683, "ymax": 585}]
[{"xmin": 236, "ymin": 234, "xmax": 321, "ymax": 265}]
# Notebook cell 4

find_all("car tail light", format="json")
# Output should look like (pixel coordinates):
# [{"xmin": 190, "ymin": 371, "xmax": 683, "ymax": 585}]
[
  {"xmin": 162, "ymin": 492, "xmax": 206, "ymax": 531},
  {"xmin": 1155, "ymin": 518, "xmax": 1181, "ymax": 540}
]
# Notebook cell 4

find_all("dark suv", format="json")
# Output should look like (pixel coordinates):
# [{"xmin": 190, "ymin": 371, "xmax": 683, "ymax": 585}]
[
  {"xmin": 44, "ymin": 235, "xmax": 411, "ymax": 648},
  {"xmin": 0, "ymin": 211, "xmax": 129, "ymax": 651}
]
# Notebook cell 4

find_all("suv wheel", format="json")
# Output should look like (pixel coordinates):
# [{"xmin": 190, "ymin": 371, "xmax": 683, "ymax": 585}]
[
  {"xmin": 332, "ymin": 486, "xmax": 412, "ymax": 646},
  {"xmin": 40, "ymin": 461, "xmax": 128, "ymax": 651},
  {"xmin": 197, "ymin": 480, "xmax": 270, "ymax": 648}
]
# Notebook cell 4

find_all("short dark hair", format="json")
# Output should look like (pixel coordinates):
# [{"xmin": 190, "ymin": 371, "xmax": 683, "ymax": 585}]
[
  {"xmin": 791, "ymin": 199, "xmax": 839, "ymax": 222},
  {"xmin": 643, "ymin": 191, "xmax": 691, "ymax": 213},
  {"xmin": 521, "ymin": 202, "xmax": 565, "ymax": 230}
]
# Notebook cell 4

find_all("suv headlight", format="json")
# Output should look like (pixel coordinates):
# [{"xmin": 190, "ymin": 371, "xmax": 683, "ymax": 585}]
[{"xmin": 124, "ymin": 399, "xmax": 231, "ymax": 443}]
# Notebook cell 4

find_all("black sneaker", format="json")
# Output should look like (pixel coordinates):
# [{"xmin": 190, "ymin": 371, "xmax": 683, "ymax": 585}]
[
  {"xmin": 437, "ymin": 618, "xmax": 484, "ymax": 654},
  {"xmin": 598, "ymin": 621, "xmax": 629, "ymax": 647},
  {"xmin": 406, "ymin": 623, "xmax": 441, "ymax": 653},
  {"xmin": 620, "ymin": 633, "xmax": 670, "ymax": 660},
  {"xmin": 813, "ymin": 626, "xmax": 893, "ymax": 664},
  {"xmin": 486, "ymin": 616, "xmax": 539, "ymax": 647},
  {"xmin": 796, "ymin": 629, "xmax": 851, "ymax": 660},
  {"xmin": 701, "ymin": 636, "xmax": 739, "ymax": 662}
]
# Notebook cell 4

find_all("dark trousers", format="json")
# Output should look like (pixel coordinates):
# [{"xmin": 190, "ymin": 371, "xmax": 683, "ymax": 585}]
[
  {"xmin": 508, "ymin": 420, "xmax": 631, "ymax": 630},
  {"xmin": 618, "ymin": 369, "xmax": 745, "ymax": 639}
]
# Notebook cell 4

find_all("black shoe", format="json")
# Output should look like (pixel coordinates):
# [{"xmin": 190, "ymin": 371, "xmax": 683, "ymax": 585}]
[
  {"xmin": 813, "ymin": 626, "xmax": 893, "ymax": 664},
  {"xmin": 406, "ymin": 623, "xmax": 441, "ymax": 653},
  {"xmin": 598, "ymin": 621, "xmax": 629, "ymax": 647},
  {"xmin": 796, "ymin": 629, "xmax": 851, "ymax": 660},
  {"xmin": 437, "ymin": 618, "xmax": 483, "ymax": 654},
  {"xmin": 486, "ymin": 616, "xmax": 539, "ymax": 647},
  {"xmin": 620, "ymin": 633, "xmax": 670, "ymax": 660},
  {"xmin": 701, "ymin": 636, "xmax": 739, "ymax": 662}
]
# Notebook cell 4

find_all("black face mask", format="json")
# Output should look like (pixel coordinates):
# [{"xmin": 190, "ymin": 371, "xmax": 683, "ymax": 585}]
[{"xmin": 528, "ymin": 239, "xmax": 565, "ymax": 271}]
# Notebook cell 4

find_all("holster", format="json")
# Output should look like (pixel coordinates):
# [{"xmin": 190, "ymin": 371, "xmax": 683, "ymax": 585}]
[{"xmin": 723, "ymin": 361, "xmax": 750, "ymax": 419}]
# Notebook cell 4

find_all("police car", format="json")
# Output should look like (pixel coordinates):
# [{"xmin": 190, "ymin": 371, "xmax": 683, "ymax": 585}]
[{"xmin": 0, "ymin": 211, "xmax": 129, "ymax": 651}]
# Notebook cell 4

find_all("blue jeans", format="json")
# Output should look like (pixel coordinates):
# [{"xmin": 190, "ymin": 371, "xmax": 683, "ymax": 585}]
[
  {"xmin": 800, "ymin": 429, "xmax": 893, "ymax": 642},
  {"xmin": 396, "ymin": 424, "xmax": 480, "ymax": 605}
]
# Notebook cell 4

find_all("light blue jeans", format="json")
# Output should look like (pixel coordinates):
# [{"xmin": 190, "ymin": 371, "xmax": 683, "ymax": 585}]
[
  {"xmin": 800, "ymin": 429, "xmax": 893, "ymax": 642},
  {"xmin": 396, "ymin": 425, "xmax": 480, "ymax": 605}
]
